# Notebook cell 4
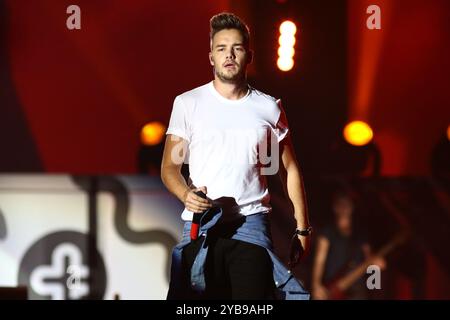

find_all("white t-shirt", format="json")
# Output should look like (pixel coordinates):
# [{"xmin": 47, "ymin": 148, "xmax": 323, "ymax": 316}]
[{"xmin": 166, "ymin": 81, "xmax": 290, "ymax": 221}]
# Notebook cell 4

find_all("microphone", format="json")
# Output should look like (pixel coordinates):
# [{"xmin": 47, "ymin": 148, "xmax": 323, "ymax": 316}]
[{"xmin": 190, "ymin": 190, "xmax": 207, "ymax": 241}]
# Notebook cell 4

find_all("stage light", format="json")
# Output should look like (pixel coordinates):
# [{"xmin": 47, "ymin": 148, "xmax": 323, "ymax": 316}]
[
  {"xmin": 277, "ymin": 20, "xmax": 297, "ymax": 72},
  {"xmin": 277, "ymin": 57, "xmax": 294, "ymax": 71},
  {"xmin": 343, "ymin": 121, "xmax": 374, "ymax": 146},
  {"xmin": 278, "ymin": 34, "xmax": 296, "ymax": 47},
  {"xmin": 277, "ymin": 46, "xmax": 295, "ymax": 58},
  {"xmin": 140, "ymin": 121, "xmax": 166, "ymax": 146},
  {"xmin": 447, "ymin": 124, "xmax": 450, "ymax": 141},
  {"xmin": 279, "ymin": 21, "xmax": 297, "ymax": 35}
]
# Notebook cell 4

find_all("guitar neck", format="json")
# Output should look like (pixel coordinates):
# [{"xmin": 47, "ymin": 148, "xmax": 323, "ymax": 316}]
[
  {"xmin": 335, "ymin": 235, "xmax": 405, "ymax": 292},
  {"xmin": 335, "ymin": 260, "xmax": 372, "ymax": 291}
]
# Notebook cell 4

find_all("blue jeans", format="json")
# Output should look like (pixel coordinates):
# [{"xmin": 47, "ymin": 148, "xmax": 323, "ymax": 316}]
[{"xmin": 167, "ymin": 207, "xmax": 310, "ymax": 300}]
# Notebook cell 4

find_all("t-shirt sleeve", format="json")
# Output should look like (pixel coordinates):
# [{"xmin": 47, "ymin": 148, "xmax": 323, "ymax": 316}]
[
  {"xmin": 273, "ymin": 99, "xmax": 290, "ymax": 143},
  {"xmin": 318, "ymin": 225, "xmax": 333, "ymax": 241},
  {"xmin": 166, "ymin": 96, "xmax": 191, "ymax": 142}
]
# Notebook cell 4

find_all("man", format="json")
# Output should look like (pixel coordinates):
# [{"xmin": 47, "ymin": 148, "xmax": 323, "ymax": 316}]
[
  {"xmin": 161, "ymin": 12, "xmax": 311, "ymax": 300},
  {"xmin": 311, "ymin": 190, "xmax": 385, "ymax": 300}
]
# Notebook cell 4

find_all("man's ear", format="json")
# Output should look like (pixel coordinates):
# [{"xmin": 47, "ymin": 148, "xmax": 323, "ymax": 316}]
[{"xmin": 209, "ymin": 52, "xmax": 214, "ymax": 66}]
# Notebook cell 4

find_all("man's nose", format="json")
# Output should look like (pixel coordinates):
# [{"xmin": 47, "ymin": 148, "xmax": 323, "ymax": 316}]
[{"xmin": 226, "ymin": 48, "xmax": 235, "ymax": 59}]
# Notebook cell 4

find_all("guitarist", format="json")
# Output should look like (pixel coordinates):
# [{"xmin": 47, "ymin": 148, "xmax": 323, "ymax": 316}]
[{"xmin": 311, "ymin": 190, "xmax": 385, "ymax": 300}]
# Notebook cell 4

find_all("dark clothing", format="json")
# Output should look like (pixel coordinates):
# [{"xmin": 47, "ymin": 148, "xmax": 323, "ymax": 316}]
[
  {"xmin": 182, "ymin": 235, "xmax": 275, "ymax": 299},
  {"xmin": 320, "ymin": 225, "xmax": 368, "ymax": 299}
]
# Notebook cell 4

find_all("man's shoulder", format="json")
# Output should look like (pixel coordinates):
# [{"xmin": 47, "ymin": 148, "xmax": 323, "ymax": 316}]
[
  {"xmin": 319, "ymin": 224, "xmax": 337, "ymax": 239},
  {"xmin": 176, "ymin": 82, "xmax": 210, "ymax": 103},
  {"xmin": 174, "ymin": 82, "xmax": 283, "ymax": 110},
  {"xmin": 249, "ymin": 86, "xmax": 284, "ymax": 113},
  {"xmin": 250, "ymin": 86, "xmax": 278, "ymax": 104}
]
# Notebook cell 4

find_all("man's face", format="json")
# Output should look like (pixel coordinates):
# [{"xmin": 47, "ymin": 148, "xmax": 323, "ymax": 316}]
[
  {"xmin": 209, "ymin": 29, "xmax": 251, "ymax": 82},
  {"xmin": 333, "ymin": 197, "xmax": 354, "ymax": 219}
]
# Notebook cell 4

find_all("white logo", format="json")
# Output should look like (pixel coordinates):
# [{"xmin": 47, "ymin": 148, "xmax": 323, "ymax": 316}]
[
  {"xmin": 30, "ymin": 243, "xmax": 89, "ymax": 300},
  {"xmin": 66, "ymin": 5, "xmax": 81, "ymax": 30},
  {"xmin": 366, "ymin": 264, "xmax": 382, "ymax": 290},
  {"xmin": 366, "ymin": 5, "xmax": 381, "ymax": 30}
]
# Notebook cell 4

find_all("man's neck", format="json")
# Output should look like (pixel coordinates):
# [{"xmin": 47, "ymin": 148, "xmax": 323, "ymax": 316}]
[
  {"xmin": 336, "ymin": 222, "xmax": 352, "ymax": 237},
  {"xmin": 212, "ymin": 78, "xmax": 249, "ymax": 100}
]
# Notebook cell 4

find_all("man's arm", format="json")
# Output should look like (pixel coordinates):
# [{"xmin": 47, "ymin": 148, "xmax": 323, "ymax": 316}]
[
  {"xmin": 161, "ymin": 134, "xmax": 212, "ymax": 213},
  {"xmin": 277, "ymin": 134, "xmax": 312, "ymax": 265},
  {"xmin": 362, "ymin": 243, "xmax": 372, "ymax": 259},
  {"xmin": 311, "ymin": 235, "xmax": 330, "ymax": 300},
  {"xmin": 279, "ymin": 136, "xmax": 311, "ymax": 232}
]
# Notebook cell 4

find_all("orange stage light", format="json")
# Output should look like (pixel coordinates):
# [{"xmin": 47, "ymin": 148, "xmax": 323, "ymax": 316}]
[
  {"xmin": 343, "ymin": 121, "xmax": 374, "ymax": 146},
  {"xmin": 141, "ymin": 121, "xmax": 166, "ymax": 146}
]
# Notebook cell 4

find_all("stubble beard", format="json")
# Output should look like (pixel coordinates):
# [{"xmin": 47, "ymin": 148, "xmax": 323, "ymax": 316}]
[{"xmin": 215, "ymin": 66, "xmax": 246, "ymax": 84}]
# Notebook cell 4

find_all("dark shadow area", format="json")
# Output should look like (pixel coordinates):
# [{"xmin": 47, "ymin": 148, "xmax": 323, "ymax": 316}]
[{"xmin": 0, "ymin": 0, "xmax": 43, "ymax": 171}]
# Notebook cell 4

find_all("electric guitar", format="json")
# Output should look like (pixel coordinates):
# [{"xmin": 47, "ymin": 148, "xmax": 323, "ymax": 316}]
[{"xmin": 324, "ymin": 231, "xmax": 409, "ymax": 299}]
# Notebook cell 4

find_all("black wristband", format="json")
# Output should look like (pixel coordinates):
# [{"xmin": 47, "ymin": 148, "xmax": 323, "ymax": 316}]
[{"xmin": 295, "ymin": 226, "xmax": 313, "ymax": 236}]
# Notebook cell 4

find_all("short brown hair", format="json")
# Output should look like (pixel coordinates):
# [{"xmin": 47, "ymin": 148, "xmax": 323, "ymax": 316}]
[{"xmin": 210, "ymin": 12, "xmax": 250, "ymax": 48}]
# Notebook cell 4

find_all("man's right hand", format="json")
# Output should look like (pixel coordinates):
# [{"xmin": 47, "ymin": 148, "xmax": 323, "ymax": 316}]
[{"xmin": 183, "ymin": 186, "xmax": 213, "ymax": 213}]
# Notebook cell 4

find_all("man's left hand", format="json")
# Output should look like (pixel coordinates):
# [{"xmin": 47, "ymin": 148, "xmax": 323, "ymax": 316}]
[{"xmin": 288, "ymin": 233, "xmax": 311, "ymax": 269}]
